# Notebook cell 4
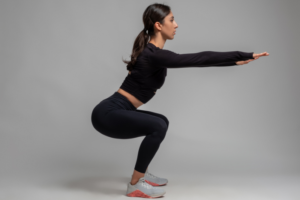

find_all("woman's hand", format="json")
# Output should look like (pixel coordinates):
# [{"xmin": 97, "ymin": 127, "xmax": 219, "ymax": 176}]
[
  {"xmin": 236, "ymin": 51, "xmax": 269, "ymax": 65},
  {"xmin": 253, "ymin": 52, "xmax": 269, "ymax": 58}
]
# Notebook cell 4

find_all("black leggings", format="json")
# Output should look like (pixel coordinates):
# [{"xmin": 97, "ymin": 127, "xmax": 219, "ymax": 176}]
[{"xmin": 91, "ymin": 92, "xmax": 169, "ymax": 173}]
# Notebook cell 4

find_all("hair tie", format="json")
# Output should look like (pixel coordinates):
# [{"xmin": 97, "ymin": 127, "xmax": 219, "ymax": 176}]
[{"xmin": 143, "ymin": 28, "xmax": 148, "ymax": 34}]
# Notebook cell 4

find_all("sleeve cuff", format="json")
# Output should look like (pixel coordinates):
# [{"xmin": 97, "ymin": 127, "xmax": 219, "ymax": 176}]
[{"xmin": 239, "ymin": 51, "xmax": 254, "ymax": 59}]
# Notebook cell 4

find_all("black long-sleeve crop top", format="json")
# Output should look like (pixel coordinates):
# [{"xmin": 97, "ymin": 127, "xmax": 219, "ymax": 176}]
[{"xmin": 120, "ymin": 42, "xmax": 254, "ymax": 104}]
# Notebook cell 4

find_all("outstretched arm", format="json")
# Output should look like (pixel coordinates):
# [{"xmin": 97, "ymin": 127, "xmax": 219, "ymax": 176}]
[
  {"xmin": 147, "ymin": 48, "xmax": 254, "ymax": 68},
  {"xmin": 199, "ymin": 51, "xmax": 269, "ymax": 66},
  {"xmin": 211, "ymin": 61, "xmax": 237, "ymax": 67}
]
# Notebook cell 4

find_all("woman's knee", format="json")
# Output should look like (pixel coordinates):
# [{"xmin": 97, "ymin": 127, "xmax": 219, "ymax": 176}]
[
  {"xmin": 150, "ymin": 119, "xmax": 168, "ymax": 141},
  {"xmin": 156, "ymin": 114, "xmax": 169, "ymax": 128}
]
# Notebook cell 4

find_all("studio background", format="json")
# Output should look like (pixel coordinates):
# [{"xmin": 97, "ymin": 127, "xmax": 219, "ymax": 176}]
[{"xmin": 1, "ymin": 0, "xmax": 299, "ymax": 199}]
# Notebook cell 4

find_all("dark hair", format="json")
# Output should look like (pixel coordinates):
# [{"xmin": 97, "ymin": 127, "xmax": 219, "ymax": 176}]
[{"xmin": 122, "ymin": 3, "xmax": 171, "ymax": 71}]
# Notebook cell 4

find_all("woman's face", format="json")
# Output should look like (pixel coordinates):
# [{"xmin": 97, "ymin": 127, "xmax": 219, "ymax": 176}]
[{"xmin": 161, "ymin": 11, "xmax": 178, "ymax": 39}]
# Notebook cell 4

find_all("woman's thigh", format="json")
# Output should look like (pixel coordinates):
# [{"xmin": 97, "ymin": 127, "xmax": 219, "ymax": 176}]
[
  {"xmin": 135, "ymin": 109, "xmax": 169, "ymax": 127},
  {"xmin": 98, "ymin": 109, "xmax": 168, "ymax": 139}
]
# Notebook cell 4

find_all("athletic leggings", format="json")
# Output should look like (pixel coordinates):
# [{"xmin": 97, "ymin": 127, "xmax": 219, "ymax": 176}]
[{"xmin": 91, "ymin": 91, "xmax": 169, "ymax": 173}]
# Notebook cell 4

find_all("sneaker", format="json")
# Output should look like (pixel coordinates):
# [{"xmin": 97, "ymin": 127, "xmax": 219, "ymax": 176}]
[
  {"xmin": 126, "ymin": 177, "xmax": 166, "ymax": 198},
  {"xmin": 144, "ymin": 169, "xmax": 168, "ymax": 186}
]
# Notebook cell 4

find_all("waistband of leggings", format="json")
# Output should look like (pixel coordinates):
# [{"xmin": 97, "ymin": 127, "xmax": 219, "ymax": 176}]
[{"xmin": 111, "ymin": 91, "xmax": 137, "ymax": 110}]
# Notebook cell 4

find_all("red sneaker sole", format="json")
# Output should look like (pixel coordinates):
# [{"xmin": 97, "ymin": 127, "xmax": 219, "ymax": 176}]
[{"xmin": 127, "ymin": 189, "xmax": 164, "ymax": 198}]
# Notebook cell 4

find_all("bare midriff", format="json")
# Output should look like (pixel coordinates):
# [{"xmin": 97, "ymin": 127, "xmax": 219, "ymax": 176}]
[
  {"xmin": 117, "ymin": 71, "xmax": 156, "ymax": 109},
  {"xmin": 117, "ymin": 88, "xmax": 144, "ymax": 109}
]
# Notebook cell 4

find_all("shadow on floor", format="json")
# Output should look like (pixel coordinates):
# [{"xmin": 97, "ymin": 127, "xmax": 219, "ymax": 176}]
[{"xmin": 59, "ymin": 176, "xmax": 130, "ymax": 195}]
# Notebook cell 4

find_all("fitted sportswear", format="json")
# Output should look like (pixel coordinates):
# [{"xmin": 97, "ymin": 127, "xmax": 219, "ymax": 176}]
[
  {"xmin": 91, "ymin": 91, "xmax": 169, "ymax": 173},
  {"xmin": 120, "ymin": 42, "xmax": 254, "ymax": 104}
]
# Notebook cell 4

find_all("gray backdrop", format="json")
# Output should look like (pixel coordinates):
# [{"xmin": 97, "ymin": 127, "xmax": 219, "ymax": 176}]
[{"xmin": 1, "ymin": 0, "xmax": 300, "ymax": 199}]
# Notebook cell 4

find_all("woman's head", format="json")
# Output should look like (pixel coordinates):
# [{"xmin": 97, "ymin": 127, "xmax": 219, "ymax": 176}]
[
  {"xmin": 143, "ymin": 4, "xmax": 177, "ymax": 40},
  {"xmin": 123, "ymin": 3, "xmax": 177, "ymax": 71}
]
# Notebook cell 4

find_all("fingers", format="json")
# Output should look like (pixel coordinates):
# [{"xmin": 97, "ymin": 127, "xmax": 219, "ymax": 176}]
[
  {"xmin": 253, "ymin": 52, "xmax": 269, "ymax": 58},
  {"xmin": 258, "ymin": 52, "xmax": 269, "ymax": 57},
  {"xmin": 260, "ymin": 52, "xmax": 269, "ymax": 56}
]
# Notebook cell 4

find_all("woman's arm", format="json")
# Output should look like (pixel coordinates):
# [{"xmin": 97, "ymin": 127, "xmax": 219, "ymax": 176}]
[
  {"xmin": 210, "ymin": 61, "xmax": 237, "ymax": 67},
  {"xmin": 147, "ymin": 49, "xmax": 254, "ymax": 68}
]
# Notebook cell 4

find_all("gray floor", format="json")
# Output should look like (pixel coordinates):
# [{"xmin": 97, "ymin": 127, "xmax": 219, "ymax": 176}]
[{"xmin": 1, "ymin": 172, "xmax": 300, "ymax": 200}]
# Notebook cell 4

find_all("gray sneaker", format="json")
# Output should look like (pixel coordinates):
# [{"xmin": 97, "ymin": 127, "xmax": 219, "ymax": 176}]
[
  {"xmin": 126, "ymin": 176, "xmax": 166, "ymax": 198},
  {"xmin": 144, "ymin": 169, "xmax": 168, "ymax": 186}
]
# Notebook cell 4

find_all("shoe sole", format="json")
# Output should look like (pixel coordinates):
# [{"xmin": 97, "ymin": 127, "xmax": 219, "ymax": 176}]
[
  {"xmin": 145, "ymin": 180, "xmax": 168, "ymax": 186},
  {"xmin": 126, "ymin": 189, "xmax": 166, "ymax": 198}
]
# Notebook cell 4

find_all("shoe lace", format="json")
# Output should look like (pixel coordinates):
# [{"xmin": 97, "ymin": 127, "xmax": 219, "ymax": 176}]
[{"xmin": 140, "ymin": 177, "xmax": 152, "ymax": 189}]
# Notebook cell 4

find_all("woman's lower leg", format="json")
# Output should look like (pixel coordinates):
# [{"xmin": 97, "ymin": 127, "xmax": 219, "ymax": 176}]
[
  {"xmin": 130, "ymin": 133, "xmax": 164, "ymax": 185},
  {"xmin": 130, "ymin": 167, "xmax": 148, "ymax": 185},
  {"xmin": 130, "ymin": 121, "xmax": 167, "ymax": 185}
]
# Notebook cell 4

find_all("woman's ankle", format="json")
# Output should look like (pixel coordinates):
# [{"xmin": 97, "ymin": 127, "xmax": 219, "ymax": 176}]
[
  {"xmin": 130, "ymin": 169, "xmax": 146, "ymax": 185},
  {"xmin": 130, "ymin": 180, "xmax": 138, "ymax": 185},
  {"xmin": 130, "ymin": 176, "xmax": 144, "ymax": 185}
]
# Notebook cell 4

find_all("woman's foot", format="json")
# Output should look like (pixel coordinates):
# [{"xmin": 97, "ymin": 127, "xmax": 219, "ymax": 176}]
[{"xmin": 126, "ymin": 177, "xmax": 166, "ymax": 198}]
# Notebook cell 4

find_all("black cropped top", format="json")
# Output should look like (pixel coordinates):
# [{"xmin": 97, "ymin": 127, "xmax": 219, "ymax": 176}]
[{"xmin": 120, "ymin": 42, "xmax": 254, "ymax": 104}]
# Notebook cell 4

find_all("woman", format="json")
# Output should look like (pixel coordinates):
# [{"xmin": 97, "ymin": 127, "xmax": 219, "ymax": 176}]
[{"xmin": 91, "ymin": 3, "xmax": 269, "ymax": 198}]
